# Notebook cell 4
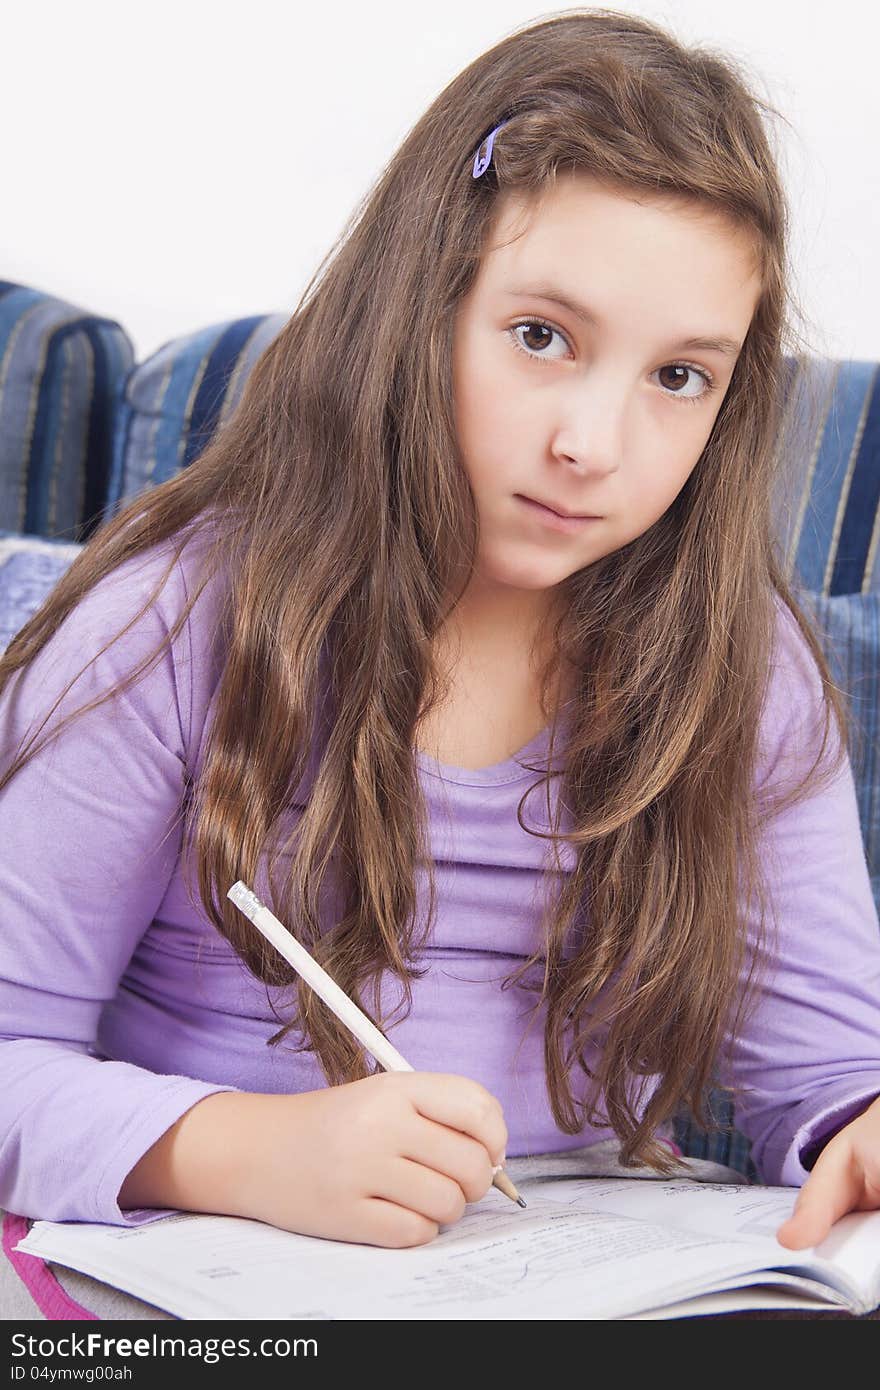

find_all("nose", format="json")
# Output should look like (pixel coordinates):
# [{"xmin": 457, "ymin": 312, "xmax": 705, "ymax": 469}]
[{"xmin": 549, "ymin": 376, "xmax": 625, "ymax": 478}]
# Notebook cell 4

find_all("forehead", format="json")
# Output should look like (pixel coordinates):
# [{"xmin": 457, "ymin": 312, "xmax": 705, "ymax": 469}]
[{"xmin": 478, "ymin": 174, "xmax": 763, "ymax": 309}]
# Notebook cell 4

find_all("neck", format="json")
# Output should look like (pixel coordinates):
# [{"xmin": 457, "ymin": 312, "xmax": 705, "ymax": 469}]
[
  {"xmin": 431, "ymin": 583, "xmax": 572, "ymax": 718},
  {"xmin": 439, "ymin": 577, "xmax": 562, "ymax": 667}
]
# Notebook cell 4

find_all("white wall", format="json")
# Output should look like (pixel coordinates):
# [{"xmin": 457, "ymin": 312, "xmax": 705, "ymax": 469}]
[{"xmin": 4, "ymin": 0, "xmax": 878, "ymax": 362}]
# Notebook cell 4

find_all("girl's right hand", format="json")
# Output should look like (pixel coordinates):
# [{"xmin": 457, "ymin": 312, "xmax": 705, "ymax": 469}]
[
  {"xmin": 238, "ymin": 1072, "xmax": 509, "ymax": 1246},
  {"xmin": 122, "ymin": 1073, "xmax": 509, "ymax": 1248}
]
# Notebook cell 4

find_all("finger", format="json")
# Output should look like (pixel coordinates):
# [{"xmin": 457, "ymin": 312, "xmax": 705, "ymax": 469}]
[
  {"xmin": 369, "ymin": 1155, "xmax": 469, "ymax": 1227},
  {"xmin": 398, "ymin": 1114, "xmax": 498, "ymax": 1202},
  {"xmin": 776, "ymin": 1145, "xmax": 861, "ymax": 1250},
  {"xmin": 357, "ymin": 1198, "xmax": 439, "ymax": 1249},
  {"xmin": 403, "ymin": 1073, "xmax": 508, "ymax": 1166}
]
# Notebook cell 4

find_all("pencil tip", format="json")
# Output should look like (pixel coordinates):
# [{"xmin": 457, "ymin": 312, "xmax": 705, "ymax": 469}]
[{"xmin": 517, "ymin": 1196, "xmax": 527, "ymax": 1208}]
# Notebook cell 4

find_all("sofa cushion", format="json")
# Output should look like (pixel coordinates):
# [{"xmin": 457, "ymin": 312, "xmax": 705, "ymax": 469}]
[
  {"xmin": 0, "ymin": 531, "xmax": 83, "ymax": 652},
  {"xmin": 0, "ymin": 283, "xmax": 134, "ymax": 542},
  {"xmin": 105, "ymin": 313, "xmax": 288, "ymax": 516},
  {"xmin": 776, "ymin": 358, "xmax": 880, "ymax": 596},
  {"xmin": 800, "ymin": 589, "xmax": 880, "ymax": 902}
]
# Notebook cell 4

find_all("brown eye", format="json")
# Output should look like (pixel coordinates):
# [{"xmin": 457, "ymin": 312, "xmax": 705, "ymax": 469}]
[
  {"xmin": 658, "ymin": 365, "xmax": 688, "ymax": 391},
  {"xmin": 653, "ymin": 362, "xmax": 714, "ymax": 403},
  {"xmin": 520, "ymin": 323, "xmax": 553, "ymax": 352},
  {"xmin": 509, "ymin": 320, "xmax": 569, "ymax": 363}
]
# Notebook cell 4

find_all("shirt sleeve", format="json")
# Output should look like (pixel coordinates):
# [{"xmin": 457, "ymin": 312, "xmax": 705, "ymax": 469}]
[
  {"xmin": 721, "ymin": 599, "xmax": 880, "ymax": 1186},
  {"xmin": 0, "ymin": 545, "xmax": 239, "ymax": 1226}
]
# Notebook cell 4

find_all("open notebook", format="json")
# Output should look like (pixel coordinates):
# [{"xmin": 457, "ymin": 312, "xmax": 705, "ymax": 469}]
[{"xmin": 15, "ymin": 1148, "xmax": 880, "ymax": 1320}]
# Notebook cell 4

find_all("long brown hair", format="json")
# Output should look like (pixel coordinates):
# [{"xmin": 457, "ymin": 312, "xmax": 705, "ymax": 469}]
[{"xmin": 0, "ymin": 8, "xmax": 850, "ymax": 1169}]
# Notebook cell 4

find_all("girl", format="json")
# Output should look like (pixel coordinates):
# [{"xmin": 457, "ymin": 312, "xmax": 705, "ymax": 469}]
[{"xmin": 2, "ymin": 8, "xmax": 880, "ymax": 1256}]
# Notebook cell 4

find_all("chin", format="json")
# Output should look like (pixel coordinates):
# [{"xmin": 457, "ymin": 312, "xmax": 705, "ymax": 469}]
[{"xmin": 484, "ymin": 559, "xmax": 574, "ymax": 591}]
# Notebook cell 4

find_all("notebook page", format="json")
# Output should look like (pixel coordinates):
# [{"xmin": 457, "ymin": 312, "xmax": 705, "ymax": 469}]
[
  {"xmin": 530, "ymin": 1177, "xmax": 880, "ymax": 1307},
  {"xmin": 17, "ymin": 1194, "xmax": 795, "ymax": 1321}
]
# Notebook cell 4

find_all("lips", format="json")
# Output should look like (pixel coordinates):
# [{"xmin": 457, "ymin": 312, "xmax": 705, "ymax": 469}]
[{"xmin": 519, "ymin": 495, "xmax": 600, "ymax": 520}]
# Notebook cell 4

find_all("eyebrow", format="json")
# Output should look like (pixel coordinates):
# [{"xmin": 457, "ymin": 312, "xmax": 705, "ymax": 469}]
[{"xmin": 502, "ymin": 284, "xmax": 744, "ymax": 358}]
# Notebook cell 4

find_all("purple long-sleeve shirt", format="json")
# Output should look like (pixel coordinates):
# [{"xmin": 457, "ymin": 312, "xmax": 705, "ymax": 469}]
[{"xmin": 2, "ymin": 533, "xmax": 880, "ymax": 1227}]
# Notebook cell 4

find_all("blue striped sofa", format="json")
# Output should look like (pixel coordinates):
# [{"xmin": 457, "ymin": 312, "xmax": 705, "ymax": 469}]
[{"xmin": 2, "ymin": 278, "xmax": 879, "ymax": 1178}]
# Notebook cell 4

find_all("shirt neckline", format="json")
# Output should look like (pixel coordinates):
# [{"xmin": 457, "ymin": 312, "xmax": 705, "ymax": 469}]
[{"xmin": 415, "ymin": 710, "xmax": 571, "ymax": 787}]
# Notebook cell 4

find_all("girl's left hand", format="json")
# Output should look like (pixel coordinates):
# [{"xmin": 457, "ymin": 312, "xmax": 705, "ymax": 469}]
[{"xmin": 776, "ymin": 1094, "xmax": 880, "ymax": 1249}]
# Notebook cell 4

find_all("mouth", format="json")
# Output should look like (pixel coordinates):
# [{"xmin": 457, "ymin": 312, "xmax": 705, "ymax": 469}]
[{"xmin": 515, "ymin": 495, "xmax": 603, "ymax": 532}]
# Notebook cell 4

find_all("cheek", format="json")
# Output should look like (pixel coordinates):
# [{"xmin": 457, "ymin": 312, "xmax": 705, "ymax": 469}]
[
  {"xmin": 635, "ymin": 444, "xmax": 702, "ymax": 509},
  {"xmin": 454, "ymin": 364, "xmax": 519, "ymax": 480},
  {"xmin": 456, "ymin": 322, "xmax": 525, "ymax": 420},
  {"xmin": 452, "ymin": 360, "xmax": 484, "ymax": 460}
]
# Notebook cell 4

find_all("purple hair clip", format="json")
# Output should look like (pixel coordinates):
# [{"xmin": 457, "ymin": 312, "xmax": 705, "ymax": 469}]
[{"xmin": 472, "ymin": 122, "xmax": 508, "ymax": 178}]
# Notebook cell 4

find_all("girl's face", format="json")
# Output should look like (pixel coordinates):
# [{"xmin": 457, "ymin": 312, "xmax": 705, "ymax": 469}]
[{"xmin": 451, "ymin": 173, "xmax": 763, "ymax": 607}]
